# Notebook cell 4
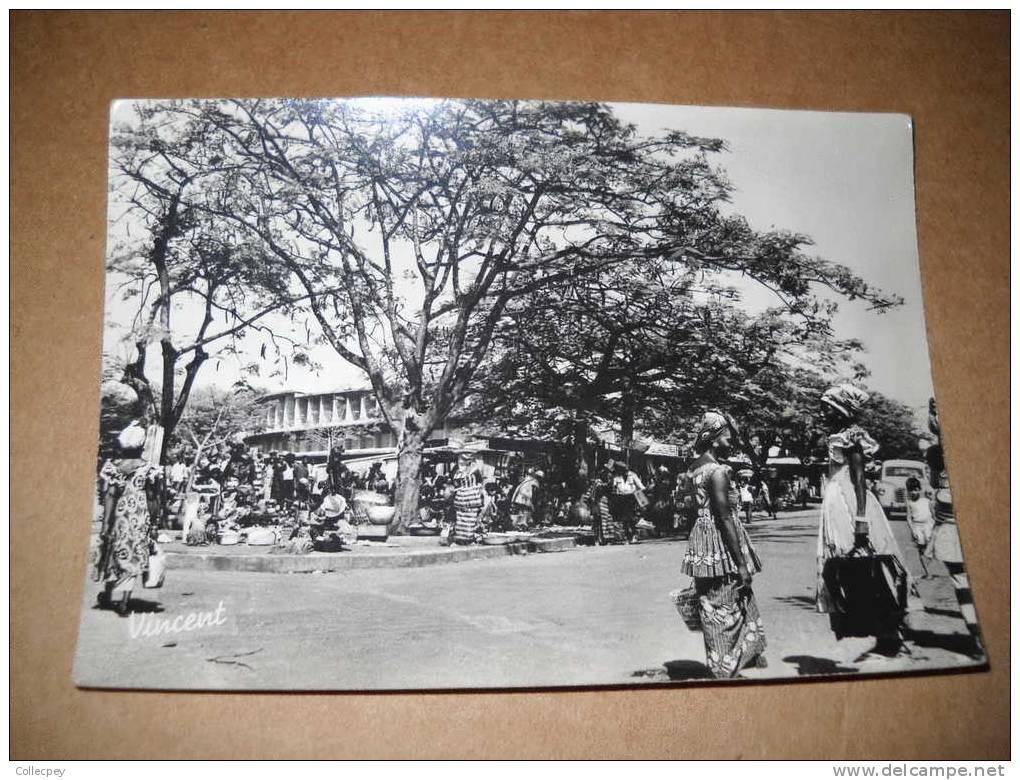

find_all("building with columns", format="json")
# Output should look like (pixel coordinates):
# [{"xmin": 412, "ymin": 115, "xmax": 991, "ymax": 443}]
[{"xmin": 244, "ymin": 383, "xmax": 454, "ymax": 461}]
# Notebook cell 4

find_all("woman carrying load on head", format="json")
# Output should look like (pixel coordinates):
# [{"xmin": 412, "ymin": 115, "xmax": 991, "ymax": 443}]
[
  {"xmin": 816, "ymin": 383, "xmax": 918, "ymax": 660},
  {"xmin": 681, "ymin": 411, "xmax": 767, "ymax": 678},
  {"xmin": 93, "ymin": 421, "xmax": 162, "ymax": 617}
]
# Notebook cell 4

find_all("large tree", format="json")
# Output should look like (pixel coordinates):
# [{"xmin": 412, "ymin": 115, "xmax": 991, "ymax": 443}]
[
  {"xmin": 107, "ymin": 103, "xmax": 313, "ymax": 462},
  {"xmin": 156, "ymin": 97, "xmax": 901, "ymax": 527},
  {"xmin": 463, "ymin": 252, "xmax": 895, "ymax": 481}
]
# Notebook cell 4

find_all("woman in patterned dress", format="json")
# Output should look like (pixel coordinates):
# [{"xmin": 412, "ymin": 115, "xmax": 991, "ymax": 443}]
[
  {"xmin": 816, "ymin": 384, "xmax": 917, "ymax": 658},
  {"xmin": 591, "ymin": 463, "xmax": 625, "ymax": 545},
  {"xmin": 451, "ymin": 448, "xmax": 487, "ymax": 545},
  {"xmin": 94, "ymin": 422, "xmax": 161, "ymax": 616},
  {"xmin": 681, "ymin": 412, "xmax": 767, "ymax": 678}
]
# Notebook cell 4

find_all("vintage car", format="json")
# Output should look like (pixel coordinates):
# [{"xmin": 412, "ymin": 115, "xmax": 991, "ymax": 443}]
[{"xmin": 874, "ymin": 459, "xmax": 930, "ymax": 516}]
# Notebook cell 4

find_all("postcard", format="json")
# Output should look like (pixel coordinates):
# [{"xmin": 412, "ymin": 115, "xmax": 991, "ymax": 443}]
[{"xmin": 73, "ymin": 97, "xmax": 985, "ymax": 690}]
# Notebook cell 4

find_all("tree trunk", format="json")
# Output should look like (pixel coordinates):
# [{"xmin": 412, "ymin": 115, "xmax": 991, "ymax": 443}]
[
  {"xmin": 391, "ymin": 423, "xmax": 428, "ymax": 535},
  {"xmin": 571, "ymin": 415, "xmax": 591, "ymax": 497},
  {"xmin": 620, "ymin": 391, "xmax": 635, "ymax": 466}
]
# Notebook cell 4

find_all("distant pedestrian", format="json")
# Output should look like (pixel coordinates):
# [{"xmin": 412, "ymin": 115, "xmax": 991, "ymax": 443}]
[
  {"xmin": 591, "ymin": 464, "xmax": 625, "ymax": 544},
  {"xmin": 169, "ymin": 457, "xmax": 188, "ymax": 493},
  {"xmin": 738, "ymin": 479, "xmax": 754, "ymax": 525},
  {"xmin": 904, "ymin": 476, "xmax": 934, "ymax": 578},
  {"xmin": 280, "ymin": 454, "xmax": 296, "ymax": 506},
  {"xmin": 759, "ymin": 480, "xmax": 777, "ymax": 520},
  {"xmin": 649, "ymin": 466, "xmax": 674, "ymax": 535},
  {"xmin": 610, "ymin": 462, "xmax": 645, "ymax": 544},
  {"xmin": 293, "ymin": 457, "xmax": 309, "ymax": 505}
]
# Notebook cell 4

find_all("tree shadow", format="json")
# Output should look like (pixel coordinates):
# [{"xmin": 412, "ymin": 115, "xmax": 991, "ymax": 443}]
[{"xmin": 782, "ymin": 655, "xmax": 858, "ymax": 676}]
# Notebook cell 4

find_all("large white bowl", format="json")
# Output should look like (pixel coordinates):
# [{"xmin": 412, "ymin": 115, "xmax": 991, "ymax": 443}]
[
  {"xmin": 365, "ymin": 505, "xmax": 396, "ymax": 524},
  {"xmin": 353, "ymin": 490, "xmax": 390, "ymax": 506}
]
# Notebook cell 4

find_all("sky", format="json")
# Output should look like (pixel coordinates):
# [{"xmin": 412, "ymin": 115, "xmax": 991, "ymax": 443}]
[
  {"xmin": 614, "ymin": 102, "xmax": 930, "ymax": 417},
  {"xmin": 103, "ymin": 99, "xmax": 934, "ymax": 420}
]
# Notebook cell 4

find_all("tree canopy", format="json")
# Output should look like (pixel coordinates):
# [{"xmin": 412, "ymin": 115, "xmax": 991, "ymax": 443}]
[{"xmin": 105, "ymin": 97, "xmax": 906, "ymax": 522}]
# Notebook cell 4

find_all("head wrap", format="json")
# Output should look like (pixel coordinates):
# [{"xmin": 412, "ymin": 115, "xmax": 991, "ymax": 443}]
[
  {"xmin": 821, "ymin": 384, "xmax": 869, "ymax": 420},
  {"xmin": 117, "ymin": 421, "xmax": 146, "ymax": 452},
  {"xmin": 695, "ymin": 411, "xmax": 730, "ymax": 449}
]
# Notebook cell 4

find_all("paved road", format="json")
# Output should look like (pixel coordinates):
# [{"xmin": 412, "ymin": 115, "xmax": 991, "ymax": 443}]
[{"xmin": 73, "ymin": 509, "xmax": 982, "ymax": 690}]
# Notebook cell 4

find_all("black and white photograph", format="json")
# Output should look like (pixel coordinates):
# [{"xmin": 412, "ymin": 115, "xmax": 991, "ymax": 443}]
[{"xmin": 73, "ymin": 96, "xmax": 986, "ymax": 691}]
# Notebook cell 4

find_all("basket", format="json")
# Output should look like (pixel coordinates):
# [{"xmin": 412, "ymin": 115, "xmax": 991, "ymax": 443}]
[{"xmin": 669, "ymin": 587, "xmax": 702, "ymax": 632}]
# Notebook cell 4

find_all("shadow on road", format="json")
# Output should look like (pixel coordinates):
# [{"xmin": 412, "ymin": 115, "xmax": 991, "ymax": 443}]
[
  {"xmin": 904, "ymin": 628, "xmax": 982, "ymax": 658},
  {"xmin": 126, "ymin": 598, "xmax": 165, "ymax": 614},
  {"xmin": 629, "ymin": 659, "xmax": 713, "ymax": 682},
  {"xmin": 663, "ymin": 659, "xmax": 712, "ymax": 680},
  {"xmin": 782, "ymin": 655, "xmax": 858, "ymax": 676},
  {"xmin": 773, "ymin": 595, "xmax": 818, "ymax": 612},
  {"xmin": 91, "ymin": 597, "xmax": 165, "ymax": 614},
  {"xmin": 923, "ymin": 606, "xmax": 964, "ymax": 620}
]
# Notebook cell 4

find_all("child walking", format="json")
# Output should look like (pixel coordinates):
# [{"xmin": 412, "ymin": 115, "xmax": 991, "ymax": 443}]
[{"xmin": 904, "ymin": 476, "xmax": 935, "ymax": 578}]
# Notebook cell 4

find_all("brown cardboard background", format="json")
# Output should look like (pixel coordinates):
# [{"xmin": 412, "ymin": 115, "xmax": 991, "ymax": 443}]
[{"xmin": 10, "ymin": 11, "xmax": 1009, "ymax": 759}]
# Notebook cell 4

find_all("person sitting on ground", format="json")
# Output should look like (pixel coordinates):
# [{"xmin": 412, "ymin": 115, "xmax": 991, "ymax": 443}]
[
  {"xmin": 509, "ymin": 469, "xmax": 543, "ymax": 530},
  {"xmin": 311, "ymin": 485, "xmax": 358, "ymax": 547},
  {"xmin": 214, "ymin": 489, "xmax": 253, "ymax": 533}
]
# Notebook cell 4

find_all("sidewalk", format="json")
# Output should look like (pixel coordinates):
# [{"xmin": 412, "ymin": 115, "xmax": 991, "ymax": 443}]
[{"xmin": 155, "ymin": 532, "xmax": 582, "ymax": 574}]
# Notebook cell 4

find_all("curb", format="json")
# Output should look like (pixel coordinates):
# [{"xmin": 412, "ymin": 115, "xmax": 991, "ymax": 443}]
[{"xmin": 163, "ymin": 536, "xmax": 578, "ymax": 574}]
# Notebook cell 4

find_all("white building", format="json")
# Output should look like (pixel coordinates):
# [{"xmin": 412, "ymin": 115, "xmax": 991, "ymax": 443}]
[{"xmin": 245, "ymin": 383, "xmax": 454, "ymax": 461}]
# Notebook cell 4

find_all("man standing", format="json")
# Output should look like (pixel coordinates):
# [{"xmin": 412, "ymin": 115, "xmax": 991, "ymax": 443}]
[
  {"xmin": 280, "ymin": 453, "xmax": 296, "ymax": 507},
  {"xmin": 293, "ymin": 456, "xmax": 309, "ymax": 506},
  {"xmin": 610, "ymin": 461, "xmax": 645, "ymax": 544},
  {"xmin": 169, "ymin": 457, "xmax": 188, "ymax": 493}
]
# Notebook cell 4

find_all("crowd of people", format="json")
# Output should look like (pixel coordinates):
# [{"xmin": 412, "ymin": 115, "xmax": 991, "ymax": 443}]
[{"xmin": 91, "ymin": 385, "xmax": 981, "ymax": 683}]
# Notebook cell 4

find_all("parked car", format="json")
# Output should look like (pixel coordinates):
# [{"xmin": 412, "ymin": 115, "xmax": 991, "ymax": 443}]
[{"xmin": 874, "ymin": 459, "xmax": 930, "ymax": 516}]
